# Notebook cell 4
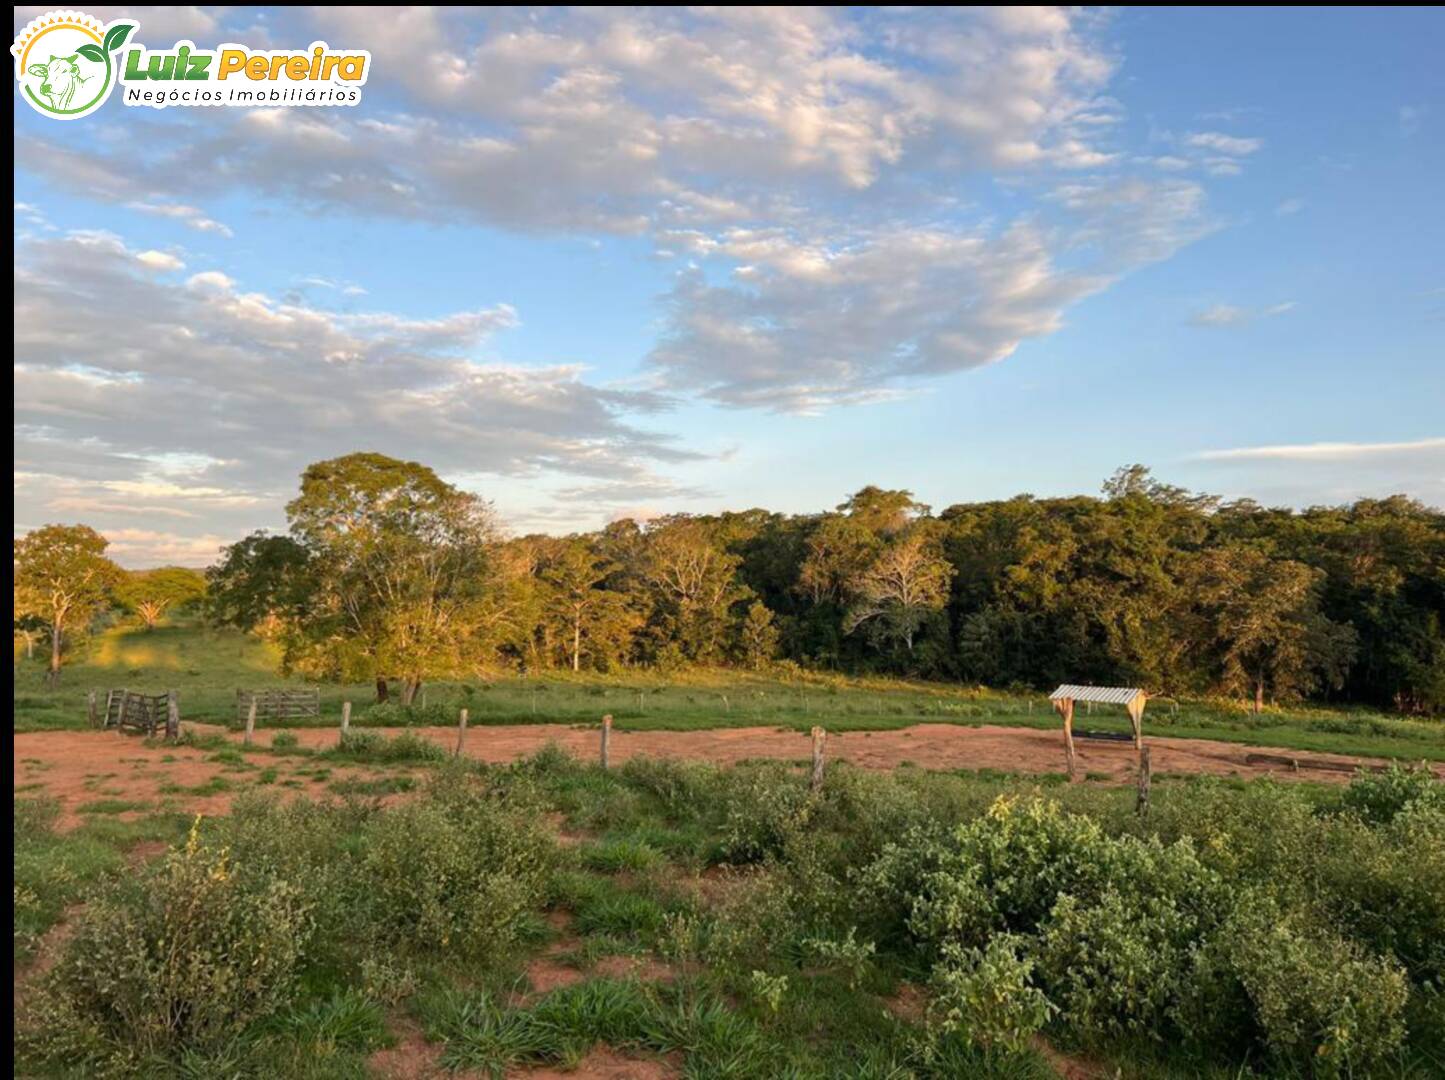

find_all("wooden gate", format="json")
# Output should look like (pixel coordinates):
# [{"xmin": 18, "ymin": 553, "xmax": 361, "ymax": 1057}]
[
  {"xmin": 236, "ymin": 688, "xmax": 321, "ymax": 724},
  {"xmin": 104, "ymin": 689, "xmax": 180, "ymax": 738}
]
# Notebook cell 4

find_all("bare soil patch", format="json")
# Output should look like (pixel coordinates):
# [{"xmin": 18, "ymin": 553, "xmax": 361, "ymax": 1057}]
[
  {"xmin": 15, "ymin": 724, "xmax": 1437, "ymax": 827},
  {"xmin": 512, "ymin": 1046, "xmax": 679, "ymax": 1079},
  {"xmin": 13, "ymin": 727, "xmax": 411, "ymax": 829},
  {"xmin": 370, "ymin": 1015, "xmax": 448, "ymax": 1080},
  {"xmin": 1032, "ymin": 1036, "xmax": 1113, "ymax": 1080}
]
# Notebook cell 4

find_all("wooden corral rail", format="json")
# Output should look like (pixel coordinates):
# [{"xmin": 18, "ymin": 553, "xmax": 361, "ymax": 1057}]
[
  {"xmin": 1244, "ymin": 752, "xmax": 1390, "ymax": 776},
  {"xmin": 236, "ymin": 688, "xmax": 320, "ymax": 723},
  {"xmin": 104, "ymin": 689, "xmax": 180, "ymax": 739}
]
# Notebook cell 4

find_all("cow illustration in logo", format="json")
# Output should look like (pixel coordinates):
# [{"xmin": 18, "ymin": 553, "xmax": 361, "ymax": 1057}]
[
  {"xmin": 12, "ymin": 11, "xmax": 135, "ymax": 119},
  {"xmin": 28, "ymin": 52, "xmax": 90, "ymax": 110}
]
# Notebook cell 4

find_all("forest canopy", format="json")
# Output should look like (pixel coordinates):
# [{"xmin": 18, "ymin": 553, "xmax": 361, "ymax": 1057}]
[{"xmin": 191, "ymin": 455, "xmax": 1444, "ymax": 715}]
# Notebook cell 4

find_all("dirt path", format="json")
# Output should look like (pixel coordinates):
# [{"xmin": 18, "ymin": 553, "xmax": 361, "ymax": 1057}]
[{"xmin": 15, "ymin": 723, "xmax": 1439, "ymax": 827}]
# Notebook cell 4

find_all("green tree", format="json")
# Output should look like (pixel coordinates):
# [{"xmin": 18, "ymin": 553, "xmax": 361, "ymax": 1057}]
[
  {"xmin": 638, "ymin": 516, "xmax": 749, "ymax": 664},
  {"xmin": 541, "ymin": 539, "xmax": 638, "ymax": 672},
  {"xmin": 14, "ymin": 524, "xmax": 123, "ymax": 685},
  {"xmin": 838, "ymin": 485, "xmax": 929, "ymax": 535},
  {"xmin": 797, "ymin": 514, "xmax": 879, "ymax": 605},
  {"xmin": 844, "ymin": 530, "xmax": 954, "ymax": 657},
  {"xmin": 206, "ymin": 532, "xmax": 313, "ymax": 643},
  {"xmin": 737, "ymin": 600, "xmax": 780, "ymax": 669},
  {"xmin": 115, "ymin": 566, "xmax": 207, "ymax": 630},
  {"xmin": 1196, "ymin": 546, "xmax": 1357, "ymax": 711},
  {"xmin": 284, "ymin": 452, "xmax": 499, "ymax": 702}
]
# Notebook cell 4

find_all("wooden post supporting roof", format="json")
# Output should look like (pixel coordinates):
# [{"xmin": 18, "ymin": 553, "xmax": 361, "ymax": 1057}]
[{"xmin": 1053, "ymin": 697, "xmax": 1077, "ymax": 780}]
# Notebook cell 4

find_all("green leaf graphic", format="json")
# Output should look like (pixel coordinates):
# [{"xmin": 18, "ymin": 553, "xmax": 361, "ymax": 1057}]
[
  {"xmin": 76, "ymin": 43, "xmax": 105, "ymax": 63},
  {"xmin": 103, "ymin": 23, "xmax": 135, "ymax": 54}
]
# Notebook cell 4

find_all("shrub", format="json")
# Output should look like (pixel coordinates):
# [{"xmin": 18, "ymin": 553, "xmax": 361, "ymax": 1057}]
[
  {"xmin": 718, "ymin": 763, "xmax": 814, "ymax": 863},
  {"xmin": 22, "ymin": 818, "xmax": 314, "ymax": 1064},
  {"xmin": 1337, "ymin": 762, "xmax": 1443, "ymax": 825},
  {"xmin": 361, "ymin": 782, "xmax": 553, "ymax": 955},
  {"xmin": 334, "ymin": 729, "xmax": 447, "ymax": 764},
  {"xmin": 619, "ymin": 756, "xmax": 715, "ymax": 818},
  {"xmin": 928, "ymin": 934, "xmax": 1054, "ymax": 1055},
  {"xmin": 1036, "ymin": 889, "xmax": 1194, "ymax": 1039},
  {"xmin": 1226, "ymin": 898, "xmax": 1410, "ymax": 1075}
]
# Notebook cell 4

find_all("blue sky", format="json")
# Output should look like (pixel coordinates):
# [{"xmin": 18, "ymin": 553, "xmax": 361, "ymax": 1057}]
[{"xmin": 13, "ymin": 6, "xmax": 1443, "ymax": 565}]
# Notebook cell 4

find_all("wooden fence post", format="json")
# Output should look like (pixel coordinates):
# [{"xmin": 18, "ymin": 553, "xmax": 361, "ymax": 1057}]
[
  {"xmin": 600, "ymin": 714, "xmax": 612, "ymax": 769},
  {"xmin": 244, "ymin": 697, "xmax": 257, "ymax": 747},
  {"xmin": 87, "ymin": 689, "xmax": 98, "ymax": 728},
  {"xmin": 340, "ymin": 700, "xmax": 352, "ymax": 741},
  {"xmin": 810, "ymin": 726, "xmax": 826, "ymax": 791},
  {"xmin": 455, "ymin": 708, "xmax": 469, "ymax": 757},
  {"xmin": 1136, "ymin": 746, "xmax": 1152, "ymax": 815},
  {"xmin": 166, "ymin": 689, "xmax": 179, "ymax": 740},
  {"xmin": 1055, "ymin": 698, "xmax": 1077, "ymax": 781}
]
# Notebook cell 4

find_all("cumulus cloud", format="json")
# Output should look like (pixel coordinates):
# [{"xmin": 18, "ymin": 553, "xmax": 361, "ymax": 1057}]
[
  {"xmin": 18, "ymin": 7, "xmax": 1125, "ymax": 234},
  {"xmin": 135, "ymin": 249, "xmax": 185, "ymax": 271},
  {"xmin": 12, "ymin": 8, "xmax": 1213, "ymax": 414},
  {"xmin": 1183, "ymin": 131, "xmax": 1264, "ymax": 157},
  {"xmin": 14, "ymin": 229, "xmax": 702, "ymax": 562}
]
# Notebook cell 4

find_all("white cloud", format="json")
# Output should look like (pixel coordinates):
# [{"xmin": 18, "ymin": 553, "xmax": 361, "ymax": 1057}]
[
  {"xmin": 135, "ymin": 249, "xmax": 185, "ymax": 271},
  {"xmin": 1188, "ymin": 301, "xmax": 1296, "ymax": 328},
  {"xmin": 14, "ymin": 229, "xmax": 703, "ymax": 559},
  {"xmin": 126, "ymin": 200, "xmax": 234, "ymax": 238},
  {"xmin": 1195, "ymin": 438, "xmax": 1445, "ymax": 462},
  {"xmin": 1275, "ymin": 197, "xmax": 1305, "ymax": 216},
  {"xmin": 1183, "ymin": 131, "xmax": 1264, "ymax": 157}
]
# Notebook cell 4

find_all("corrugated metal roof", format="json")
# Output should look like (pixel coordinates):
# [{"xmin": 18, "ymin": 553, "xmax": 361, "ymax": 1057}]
[{"xmin": 1048, "ymin": 685, "xmax": 1145, "ymax": 705}]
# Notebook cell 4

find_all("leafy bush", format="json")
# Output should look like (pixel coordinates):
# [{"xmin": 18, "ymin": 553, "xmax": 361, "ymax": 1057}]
[
  {"xmin": 21, "ymin": 818, "xmax": 314, "ymax": 1065},
  {"xmin": 361, "ymin": 781, "xmax": 553, "ymax": 954},
  {"xmin": 1226, "ymin": 897, "xmax": 1410, "ymax": 1075},
  {"xmin": 1337, "ymin": 762, "xmax": 1443, "ymax": 825},
  {"xmin": 718, "ymin": 763, "xmax": 815, "ymax": 863},
  {"xmin": 333, "ymin": 729, "xmax": 448, "ymax": 763},
  {"xmin": 928, "ymin": 934, "xmax": 1055, "ymax": 1054}
]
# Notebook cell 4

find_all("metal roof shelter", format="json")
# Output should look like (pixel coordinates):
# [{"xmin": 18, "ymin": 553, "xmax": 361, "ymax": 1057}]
[{"xmin": 1048, "ymin": 685, "xmax": 1148, "ymax": 779}]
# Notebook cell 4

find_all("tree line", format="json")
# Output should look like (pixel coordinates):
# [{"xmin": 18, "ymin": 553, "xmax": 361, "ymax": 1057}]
[{"xmin": 15, "ymin": 453, "xmax": 1444, "ymax": 714}]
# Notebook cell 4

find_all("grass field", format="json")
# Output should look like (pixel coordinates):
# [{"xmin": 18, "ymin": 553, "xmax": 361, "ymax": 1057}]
[
  {"xmin": 14, "ymin": 618, "xmax": 1445, "ymax": 1077},
  {"xmin": 15, "ymin": 737, "xmax": 1445, "ymax": 1078},
  {"xmin": 13, "ymin": 618, "xmax": 1445, "ymax": 762}
]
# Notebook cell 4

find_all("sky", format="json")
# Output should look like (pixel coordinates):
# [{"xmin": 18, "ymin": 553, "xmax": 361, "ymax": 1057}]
[{"xmin": 12, "ymin": 6, "xmax": 1444, "ymax": 567}]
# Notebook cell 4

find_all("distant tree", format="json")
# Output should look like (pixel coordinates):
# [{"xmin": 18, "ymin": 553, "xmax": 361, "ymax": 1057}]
[
  {"xmin": 797, "ymin": 515, "xmax": 880, "ymax": 605},
  {"xmin": 14, "ymin": 524, "xmax": 123, "ymax": 686},
  {"xmin": 541, "ymin": 539, "xmax": 639, "ymax": 672},
  {"xmin": 116, "ymin": 566, "xmax": 207, "ymax": 630},
  {"xmin": 1196, "ymin": 546, "xmax": 1357, "ymax": 711},
  {"xmin": 737, "ymin": 600, "xmax": 780, "ymax": 669},
  {"xmin": 838, "ymin": 486, "xmax": 929, "ymax": 535},
  {"xmin": 285, "ymin": 452, "xmax": 499, "ymax": 703},
  {"xmin": 206, "ymin": 532, "xmax": 313, "ymax": 642},
  {"xmin": 844, "ymin": 530, "xmax": 954, "ymax": 656},
  {"xmin": 638, "ymin": 516, "xmax": 749, "ymax": 664},
  {"xmin": 1102, "ymin": 464, "xmax": 1220, "ymax": 512}
]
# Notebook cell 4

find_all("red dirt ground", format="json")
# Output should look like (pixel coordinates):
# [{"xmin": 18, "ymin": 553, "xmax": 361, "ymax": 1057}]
[{"xmin": 14, "ymin": 722, "xmax": 1441, "ymax": 828}]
